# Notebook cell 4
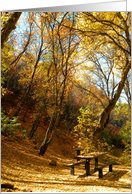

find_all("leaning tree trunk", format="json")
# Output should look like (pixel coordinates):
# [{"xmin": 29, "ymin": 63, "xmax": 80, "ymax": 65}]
[
  {"xmin": 1, "ymin": 12, "xmax": 22, "ymax": 49},
  {"xmin": 29, "ymin": 112, "xmax": 43, "ymax": 139},
  {"xmin": 39, "ymin": 73, "xmax": 67, "ymax": 156},
  {"xmin": 39, "ymin": 110, "xmax": 60, "ymax": 156},
  {"xmin": 39, "ymin": 77, "xmax": 66, "ymax": 156},
  {"xmin": 93, "ymin": 59, "xmax": 131, "ymax": 143},
  {"xmin": 39, "ymin": 113, "xmax": 56, "ymax": 155},
  {"xmin": 22, "ymin": 102, "xmax": 31, "ymax": 122}
]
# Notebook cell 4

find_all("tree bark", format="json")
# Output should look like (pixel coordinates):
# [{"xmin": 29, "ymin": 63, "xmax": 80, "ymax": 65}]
[
  {"xmin": 93, "ymin": 59, "xmax": 131, "ymax": 142},
  {"xmin": 124, "ymin": 78, "xmax": 131, "ymax": 108},
  {"xmin": 1, "ymin": 12, "xmax": 22, "ymax": 49},
  {"xmin": 39, "ymin": 113, "xmax": 57, "ymax": 156},
  {"xmin": 29, "ymin": 112, "xmax": 43, "ymax": 139}
]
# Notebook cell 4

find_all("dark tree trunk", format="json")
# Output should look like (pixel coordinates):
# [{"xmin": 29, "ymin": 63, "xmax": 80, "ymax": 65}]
[
  {"xmin": 22, "ymin": 105, "xmax": 30, "ymax": 122},
  {"xmin": 22, "ymin": 98, "xmax": 33, "ymax": 122},
  {"xmin": 39, "ymin": 112, "xmax": 59, "ymax": 156},
  {"xmin": 1, "ymin": 12, "xmax": 22, "ymax": 49},
  {"xmin": 39, "ymin": 140, "xmax": 49, "ymax": 156},
  {"xmin": 29, "ymin": 112, "xmax": 43, "ymax": 139}
]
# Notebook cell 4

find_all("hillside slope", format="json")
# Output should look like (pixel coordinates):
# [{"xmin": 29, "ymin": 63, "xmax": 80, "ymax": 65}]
[{"xmin": 1, "ymin": 100, "xmax": 131, "ymax": 192}]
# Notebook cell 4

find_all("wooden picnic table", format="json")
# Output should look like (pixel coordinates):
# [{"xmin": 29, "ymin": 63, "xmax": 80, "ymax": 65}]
[{"xmin": 74, "ymin": 152, "xmax": 107, "ymax": 176}]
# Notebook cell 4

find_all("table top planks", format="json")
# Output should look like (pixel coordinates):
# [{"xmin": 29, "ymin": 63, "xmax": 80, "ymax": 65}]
[{"xmin": 74, "ymin": 152, "xmax": 107, "ymax": 160}]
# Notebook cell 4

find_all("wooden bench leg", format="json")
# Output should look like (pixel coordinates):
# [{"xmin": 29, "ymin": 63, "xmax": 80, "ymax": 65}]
[
  {"xmin": 99, "ymin": 169, "xmax": 103, "ymax": 178},
  {"xmin": 70, "ymin": 166, "xmax": 74, "ymax": 175},
  {"xmin": 85, "ymin": 161, "xmax": 90, "ymax": 176},
  {"xmin": 109, "ymin": 164, "xmax": 112, "ymax": 172},
  {"xmin": 95, "ymin": 158, "xmax": 98, "ymax": 171},
  {"xmin": 77, "ymin": 150, "xmax": 80, "ymax": 161}
]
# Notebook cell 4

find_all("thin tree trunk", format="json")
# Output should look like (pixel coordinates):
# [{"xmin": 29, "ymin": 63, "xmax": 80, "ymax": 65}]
[
  {"xmin": 39, "ymin": 84, "xmax": 65, "ymax": 156},
  {"xmin": 10, "ymin": 22, "xmax": 32, "ymax": 67},
  {"xmin": 28, "ymin": 71, "xmax": 52, "ymax": 139},
  {"xmin": 13, "ymin": 33, "xmax": 44, "ymax": 117},
  {"xmin": 22, "ymin": 98, "xmax": 33, "ymax": 122},
  {"xmin": 22, "ymin": 105, "xmax": 30, "ymax": 122},
  {"xmin": 39, "ymin": 13, "xmax": 76, "ymax": 156},
  {"xmin": 39, "ymin": 113, "xmax": 57, "ymax": 155},
  {"xmin": 124, "ymin": 78, "xmax": 131, "ymax": 108},
  {"xmin": 39, "ymin": 58, "xmax": 69, "ymax": 156},
  {"xmin": 29, "ymin": 112, "xmax": 43, "ymax": 139}
]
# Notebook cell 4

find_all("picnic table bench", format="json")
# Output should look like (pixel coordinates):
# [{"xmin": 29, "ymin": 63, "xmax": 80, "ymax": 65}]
[
  {"xmin": 66, "ymin": 152, "xmax": 114, "ymax": 178},
  {"xmin": 66, "ymin": 160, "xmax": 86, "ymax": 175},
  {"xmin": 95, "ymin": 160, "xmax": 114, "ymax": 178}
]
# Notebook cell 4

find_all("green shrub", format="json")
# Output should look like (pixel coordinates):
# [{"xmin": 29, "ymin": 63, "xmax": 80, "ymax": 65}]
[
  {"xmin": 1, "ymin": 108, "xmax": 21, "ymax": 136},
  {"xmin": 120, "ymin": 120, "xmax": 131, "ymax": 149},
  {"xmin": 22, "ymin": 129, "xmax": 27, "ymax": 139},
  {"xmin": 100, "ymin": 128, "xmax": 112, "ymax": 146},
  {"xmin": 100, "ymin": 128, "xmax": 124, "ymax": 148}
]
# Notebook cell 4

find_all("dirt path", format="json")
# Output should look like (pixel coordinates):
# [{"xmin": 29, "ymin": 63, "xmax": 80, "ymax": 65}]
[{"xmin": 1, "ymin": 135, "xmax": 131, "ymax": 192}]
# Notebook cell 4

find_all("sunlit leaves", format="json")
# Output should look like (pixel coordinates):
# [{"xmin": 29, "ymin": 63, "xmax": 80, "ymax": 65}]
[
  {"xmin": 78, "ymin": 12, "xmax": 130, "ymax": 57},
  {"xmin": 1, "ymin": 42, "xmax": 15, "ymax": 96},
  {"xmin": 1, "ymin": 12, "xmax": 11, "ymax": 30},
  {"xmin": 73, "ymin": 105, "xmax": 100, "ymax": 152}
]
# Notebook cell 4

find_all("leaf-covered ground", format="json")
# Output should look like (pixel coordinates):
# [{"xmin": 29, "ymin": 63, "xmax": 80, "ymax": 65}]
[{"xmin": 1, "ymin": 131, "xmax": 131, "ymax": 193}]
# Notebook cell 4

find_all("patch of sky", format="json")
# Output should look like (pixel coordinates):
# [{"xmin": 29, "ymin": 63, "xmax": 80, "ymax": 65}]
[
  {"xmin": 13, "ymin": 12, "xmax": 48, "ymax": 61},
  {"xmin": 12, "ymin": 12, "xmax": 29, "ymax": 51}
]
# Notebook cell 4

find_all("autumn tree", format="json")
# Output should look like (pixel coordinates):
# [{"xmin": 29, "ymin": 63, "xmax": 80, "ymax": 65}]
[
  {"xmin": 73, "ymin": 12, "xmax": 131, "ymax": 144},
  {"xmin": 34, "ymin": 12, "xmax": 81, "ymax": 155},
  {"xmin": 1, "ymin": 12, "xmax": 33, "ymax": 102},
  {"xmin": 13, "ymin": 13, "xmax": 49, "ymax": 117},
  {"xmin": 2, "ymin": 11, "xmax": 131, "ymax": 156}
]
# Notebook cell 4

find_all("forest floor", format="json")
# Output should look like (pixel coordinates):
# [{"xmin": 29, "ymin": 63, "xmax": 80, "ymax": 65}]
[
  {"xmin": 1, "ymin": 132, "xmax": 131, "ymax": 192},
  {"xmin": 1, "ymin": 107, "xmax": 131, "ymax": 192}
]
